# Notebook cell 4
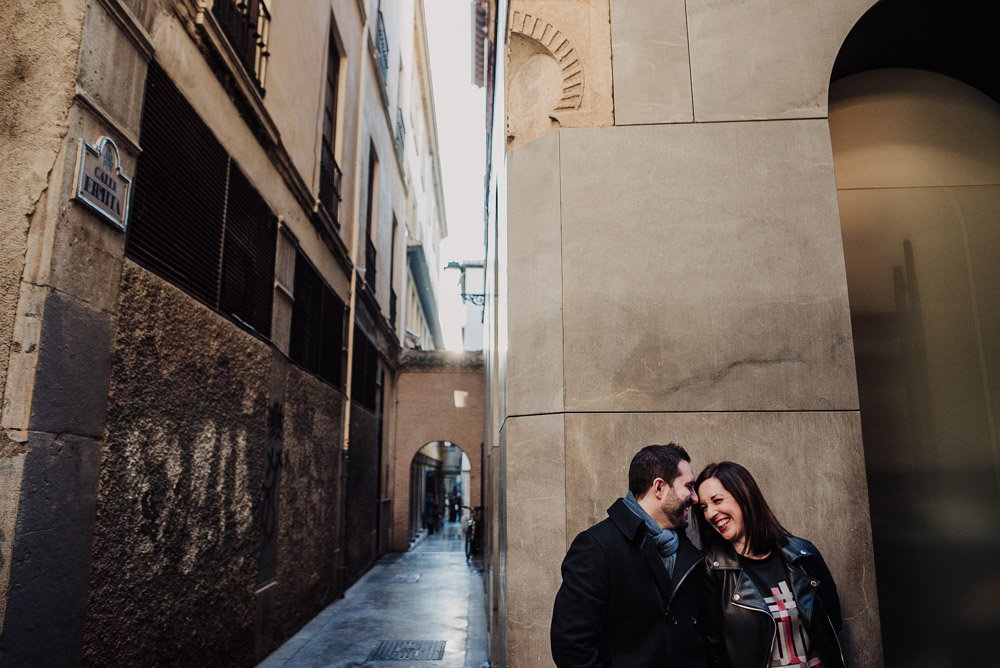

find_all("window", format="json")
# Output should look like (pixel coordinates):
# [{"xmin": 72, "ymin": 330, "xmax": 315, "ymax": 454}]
[
  {"xmin": 389, "ymin": 218, "xmax": 398, "ymax": 328},
  {"xmin": 128, "ymin": 62, "xmax": 276, "ymax": 336},
  {"xmin": 319, "ymin": 26, "xmax": 344, "ymax": 224},
  {"xmin": 212, "ymin": 0, "xmax": 271, "ymax": 91},
  {"xmin": 395, "ymin": 107, "xmax": 405, "ymax": 157},
  {"xmin": 375, "ymin": 4, "xmax": 389, "ymax": 85},
  {"xmin": 364, "ymin": 145, "xmax": 379, "ymax": 293},
  {"xmin": 288, "ymin": 249, "xmax": 345, "ymax": 386},
  {"xmin": 351, "ymin": 326, "xmax": 379, "ymax": 411}
]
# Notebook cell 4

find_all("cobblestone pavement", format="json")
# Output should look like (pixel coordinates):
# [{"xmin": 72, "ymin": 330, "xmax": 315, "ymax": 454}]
[{"xmin": 258, "ymin": 522, "xmax": 489, "ymax": 668}]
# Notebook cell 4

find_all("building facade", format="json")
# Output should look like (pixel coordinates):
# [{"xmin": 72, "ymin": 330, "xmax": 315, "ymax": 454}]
[
  {"xmin": 0, "ymin": 0, "xmax": 449, "ymax": 664},
  {"xmin": 483, "ymin": 0, "xmax": 999, "ymax": 666}
]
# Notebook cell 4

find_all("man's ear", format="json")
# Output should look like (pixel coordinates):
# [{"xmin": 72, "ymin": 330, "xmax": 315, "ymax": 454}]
[{"xmin": 652, "ymin": 477, "xmax": 666, "ymax": 498}]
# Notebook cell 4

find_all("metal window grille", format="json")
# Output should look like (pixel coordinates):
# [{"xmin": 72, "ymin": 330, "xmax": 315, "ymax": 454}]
[
  {"xmin": 319, "ymin": 139, "xmax": 343, "ymax": 225},
  {"xmin": 375, "ymin": 9, "xmax": 389, "ymax": 84},
  {"xmin": 319, "ymin": 31, "xmax": 343, "ymax": 224},
  {"xmin": 289, "ymin": 250, "xmax": 345, "ymax": 387},
  {"xmin": 212, "ymin": 0, "xmax": 271, "ymax": 91},
  {"xmin": 127, "ymin": 62, "xmax": 275, "ymax": 337},
  {"xmin": 365, "ymin": 237, "xmax": 377, "ymax": 293},
  {"xmin": 395, "ymin": 107, "xmax": 405, "ymax": 156}
]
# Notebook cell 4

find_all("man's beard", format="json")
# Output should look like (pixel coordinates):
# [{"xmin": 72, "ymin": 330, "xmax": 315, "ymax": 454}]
[{"xmin": 663, "ymin": 492, "xmax": 690, "ymax": 529}]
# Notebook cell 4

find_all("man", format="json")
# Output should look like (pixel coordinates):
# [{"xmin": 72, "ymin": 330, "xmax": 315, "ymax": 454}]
[{"xmin": 551, "ymin": 444, "xmax": 706, "ymax": 668}]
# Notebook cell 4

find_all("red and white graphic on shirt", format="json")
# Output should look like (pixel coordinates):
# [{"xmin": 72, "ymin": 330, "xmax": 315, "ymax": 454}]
[{"xmin": 764, "ymin": 581, "xmax": 823, "ymax": 667}]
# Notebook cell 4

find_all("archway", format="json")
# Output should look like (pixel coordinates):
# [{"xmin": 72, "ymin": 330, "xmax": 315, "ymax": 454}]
[
  {"xmin": 390, "ymin": 355, "xmax": 484, "ymax": 553},
  {"xmin": 830, "ymin": 3, "xmax": 1000, "ymax": 663},
  {"xmin": 408, "ymin": 441, "xmax": 474, "ymax": 544}
]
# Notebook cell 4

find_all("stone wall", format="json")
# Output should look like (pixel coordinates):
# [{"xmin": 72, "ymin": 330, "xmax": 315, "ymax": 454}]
[
  {"xmin": 0, "ymin": 0, "xmax": 88, "ymax": 638},
  {"xmin": 345, "ymin": 402, "xmax": 380, "ymax": 586},
  {"xmin": 82, "ymin": 263, "xmax": 269, "ymax": 666},
  {"xmin": 272, "ymin": 365, "xmax": 345, "ymax": 644}
]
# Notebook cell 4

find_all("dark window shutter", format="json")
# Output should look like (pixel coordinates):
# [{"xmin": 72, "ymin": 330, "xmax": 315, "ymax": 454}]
[
  {"xmin": 350, "ymin": 326, "xmax": 379, "ymax": 412},
  {"xmin": 128, "ymin": 61, "xmax": 227, "ymax": 307},
  {"xmin": 220, "ymin": 162, "xmax": 276, "ymax": 334},
  {"xmin": 289, "ymin": 250, "xmax": 345, "ymax": 387},
  {"xmin": 290, "ymin": 250, "xmax": 323, "ymax": 372},
  {"xmin": 351, "ymin": 325, "xmax": 366, "ymax": 403},
  {"xmin": 319, "ymin": 286, "xmax": 344, "ymax": 384},
  {"xmin": 128, "ymin": 61, "xmax": 276, "ymax": 339}
]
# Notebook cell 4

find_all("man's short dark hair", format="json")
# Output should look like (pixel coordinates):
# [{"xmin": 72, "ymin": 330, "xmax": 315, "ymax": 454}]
[{"xmin": 628, "ymin": 444, "xmax": 690, "ymax": 498}]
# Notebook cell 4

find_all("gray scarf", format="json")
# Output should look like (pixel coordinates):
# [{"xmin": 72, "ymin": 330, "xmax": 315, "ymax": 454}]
[{"xmin": 624, "ymin": 491, "xmax": 679, "ymax": 577}]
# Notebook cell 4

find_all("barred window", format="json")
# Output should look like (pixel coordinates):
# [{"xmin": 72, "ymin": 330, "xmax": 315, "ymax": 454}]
[
  {"xmin": 289, "ymin": 250, "xmax": 345, "ymax": 387},
  {"xmin": 351, "ymin": 326, "xmax": 379, "ymax": 411},
  {"xmin": 318, "ymin": 26, "xmax": 344, "ymax": 224},
  {"xmin": 127, "ymin": 62, "xmax": 276, "ymax": 337}
]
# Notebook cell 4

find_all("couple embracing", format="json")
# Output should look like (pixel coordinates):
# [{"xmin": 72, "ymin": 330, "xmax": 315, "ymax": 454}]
[{"xmin": 551, "ymin": 444, "xmax": 844, "ymax": 668}]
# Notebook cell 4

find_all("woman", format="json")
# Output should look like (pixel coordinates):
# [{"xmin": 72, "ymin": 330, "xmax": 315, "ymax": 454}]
[{"xmin": 695, "ymin": 461, "xmax": 845, "ymax": 668}]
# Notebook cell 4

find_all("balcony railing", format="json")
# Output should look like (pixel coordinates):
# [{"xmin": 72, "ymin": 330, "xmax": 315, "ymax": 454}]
[
  {"xmin": 319, "ymin": 139, "xmax": 343, "ymax": 226},
  {"xmin": 375, "ymin": 10, "xmax": 389, "ymax": 84},
  {"xmin": 389, "ymin": 288, "xmax": 397, "ymax": 328},
  {"xmin": 365, "ymin": 237, "xmax": 377, "ymax": 293},
  {"xmin": 212, "ymin": 0, "xmax": 271, "ymax": 91}
]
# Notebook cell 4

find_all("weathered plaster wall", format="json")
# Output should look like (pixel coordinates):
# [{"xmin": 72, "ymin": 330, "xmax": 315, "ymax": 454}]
[
  {"xmin": 0, "ymin": 0, "xmax": 86, "ymax": 403},
  {"xmin": 272, "ymin": 365, "xmax": 345, "ymax": 642},
  {"xmin": 0, "ymin": 0, "xmax": 96, "ymax": 653},
  {"xmin": 82, "ymin": 263, "xmax": 269, "ymax": 667}
]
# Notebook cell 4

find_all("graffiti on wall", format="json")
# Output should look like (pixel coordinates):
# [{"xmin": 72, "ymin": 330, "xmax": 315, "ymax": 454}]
[{"xmin": 112, "ymin": 418, "xmax": 255, "ymax": 576}]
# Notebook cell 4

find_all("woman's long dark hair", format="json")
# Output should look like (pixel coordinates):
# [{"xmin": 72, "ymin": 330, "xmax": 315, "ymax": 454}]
[{"xmin": 695, "ymin": 461, "xmax": 790, "ymax": 557}]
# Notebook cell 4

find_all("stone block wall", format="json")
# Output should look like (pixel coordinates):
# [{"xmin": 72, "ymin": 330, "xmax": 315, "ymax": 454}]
[
  {"xmin": 494, "ymin": 0, "xmax": 887, "ymax": 665},
  {"xmin": 83, "ymin": 263, "xmax": 269, "ymax": 666},
  {"xmin": 273, "ymin": 366, "xmax": 345, "ymax": 643}
]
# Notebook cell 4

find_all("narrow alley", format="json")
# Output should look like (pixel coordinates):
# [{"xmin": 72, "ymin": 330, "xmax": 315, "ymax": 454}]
[{"xmin": 258, "ymin": 523, "xmax": 489, "ymax": 668}]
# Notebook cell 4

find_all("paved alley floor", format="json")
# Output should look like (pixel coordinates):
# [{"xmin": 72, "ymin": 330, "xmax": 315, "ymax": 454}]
[{"xmin": 258, "ymin": 522, "xmax": 489, "ymax": 668}]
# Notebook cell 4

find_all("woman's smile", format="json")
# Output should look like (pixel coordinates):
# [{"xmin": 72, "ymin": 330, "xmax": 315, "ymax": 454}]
[{"xmin": 698, "ymin": 477, "xmax": 747, "ymax": 554}]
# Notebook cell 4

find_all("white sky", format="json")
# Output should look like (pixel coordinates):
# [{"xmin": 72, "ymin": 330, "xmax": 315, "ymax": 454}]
[{"xmin": 424, "ymin": 0, "xmax": 487, "ymax": 351}]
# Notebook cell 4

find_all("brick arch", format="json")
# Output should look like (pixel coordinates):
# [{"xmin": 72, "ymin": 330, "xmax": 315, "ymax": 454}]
[{"xmin": 391, "ymin": 366, "xmax": 484, "ymax": 552}]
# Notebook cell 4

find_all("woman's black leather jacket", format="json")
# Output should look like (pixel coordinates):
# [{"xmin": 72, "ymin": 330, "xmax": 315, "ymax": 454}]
[{"xmin": 701, "ymin": 535, "xmax": 845, "ymax": 668}]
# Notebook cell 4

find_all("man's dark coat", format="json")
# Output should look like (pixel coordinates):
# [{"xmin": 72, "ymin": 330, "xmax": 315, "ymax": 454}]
[{"xmin": 550, "ymin": 498, "xmax": 707, "ymax": 668}]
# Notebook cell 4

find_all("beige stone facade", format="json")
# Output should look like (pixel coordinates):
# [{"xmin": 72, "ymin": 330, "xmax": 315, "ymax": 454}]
[
  {"xmin": 488, "ymin": 0, "xmax": 1000, "ymax": 662},
  {"xmin": 488, "ymin": 0, "xmax": 899, "ymax": 666}
]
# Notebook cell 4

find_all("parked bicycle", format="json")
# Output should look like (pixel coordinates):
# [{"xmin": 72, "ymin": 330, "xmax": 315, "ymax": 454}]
[{"xmin": 461, "ymin": 505, "xmax": 482, "ymax": 559}]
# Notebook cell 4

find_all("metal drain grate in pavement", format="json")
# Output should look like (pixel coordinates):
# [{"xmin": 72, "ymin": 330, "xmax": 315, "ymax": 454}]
[{"xmin": 367, "ymin": 640, "xmax": 446, "ymax": 661}]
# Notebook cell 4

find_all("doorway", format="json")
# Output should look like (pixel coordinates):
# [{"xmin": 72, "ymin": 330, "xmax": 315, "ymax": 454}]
[
  {"xmin": 830, "ymin": 65, "xmax": 1000, "ymax": 665},
  {"xmin": 408, "ymin": 441, "xmax": 473, "ymax": 545}
]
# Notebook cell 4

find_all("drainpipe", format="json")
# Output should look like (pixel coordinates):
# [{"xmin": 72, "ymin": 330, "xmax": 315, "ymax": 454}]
[{"xmin": 337, "ymin": 2, "xmax": 373, "ymax": 593}]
